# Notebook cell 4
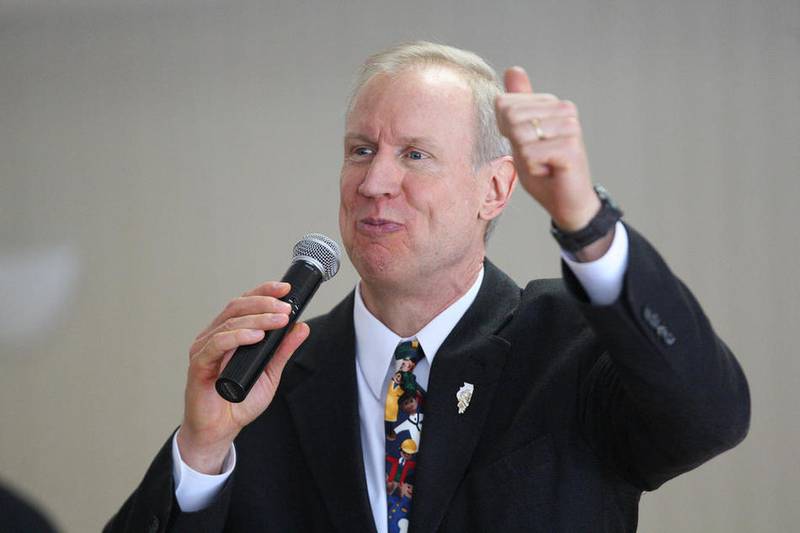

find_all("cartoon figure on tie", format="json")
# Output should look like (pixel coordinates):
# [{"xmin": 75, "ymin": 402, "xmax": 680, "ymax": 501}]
[
  {"xmin": 384, "ymin": 339, "xmax": 424, "ymax": 438},
  {"xmin": 386, "ymin": 439, "xmax": 417, "ymax": 533},
  {"xmin": 389, "ymin": 390, "xmax": 424, "ymax": 443},
  {"xmin": 399, "ymin": 357, "xmax": 417, "ymax": 373},
  {"xmin": 384, "ymin": 371, "xmax": 405, "ymax": 439},
  {"xmin": 393, "ymin": 408, "xmax": 423, "ymax": 449}
]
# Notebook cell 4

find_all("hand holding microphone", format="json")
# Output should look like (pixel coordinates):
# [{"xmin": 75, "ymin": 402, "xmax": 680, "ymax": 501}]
[{"xmin": 178, "ymin": 234, "xmax": 340, "ymax": 474}]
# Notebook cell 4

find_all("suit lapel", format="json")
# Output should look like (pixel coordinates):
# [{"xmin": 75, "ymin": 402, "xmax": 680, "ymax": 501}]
[
  {"xmin": 410, "ymin": 261, "xmax": 520, "ymax": 533},
  {"xmin": 283, "ymin": 293, "xmax": 378, "ymax": 533},
  {"xmin": 281, "ymin": 261, "xmax": 520, "ymax": 533}
]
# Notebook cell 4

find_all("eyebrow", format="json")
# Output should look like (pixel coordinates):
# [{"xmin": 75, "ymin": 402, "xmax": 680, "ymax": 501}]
[
  {"xmin": 343, "ymin": 133, "xmax": 374, "ymax": 145},
  {"xmin": 344, "ymin": 133, "xmax": 441, "ymax": 151}
]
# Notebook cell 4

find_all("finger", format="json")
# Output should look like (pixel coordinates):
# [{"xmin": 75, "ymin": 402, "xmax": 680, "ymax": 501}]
[
  {"xmin": 504, "ymin": 66, "xmax": 533, "ymax": 94},
  {"xmin": 242, "ymin": 281, "xmax": 291, "ymax": 298},
  {"xmin": 506, "ymin": 116, "xmax": 582, "ymax": 146},
  {"xmin": 512, "ymin": 147, "xmax": 550, "ymax": 178},
  {"xmin": 502, "ymin": 101, "xmax": 579, "ymax": 128},
  {"xmin": 496, "ymin": 93, "xmax": 559, "ymax": 108},
  {"xmin": 205, "ymin": 295, "xmax": 292, "ymax": 333},
  {"xmin": 193, "ymin": 328, "xmax": 265, "ymax": 370},
  {"xmin": 191, "ymin": 312, "xmax": 290, "ymax": 354},
  {"xmin": 198, "ymin": 295, "xmax": 293, "ymax": 339},
  {"xmin": 262, "ymin": 323, "xmax": 311, "ymax": 385},
  {"xmin": 517, "ymin": 137, "xmax": 582, "ymax": 176},
  {"xmin": 495, "ymin": 95, "xmax": 571, "ymax": 138}
]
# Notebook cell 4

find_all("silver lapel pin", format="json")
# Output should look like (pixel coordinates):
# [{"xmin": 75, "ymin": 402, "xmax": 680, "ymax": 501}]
[{"xmin": 456, "ymin": 382, "xmax": 474, "ymax": 414}]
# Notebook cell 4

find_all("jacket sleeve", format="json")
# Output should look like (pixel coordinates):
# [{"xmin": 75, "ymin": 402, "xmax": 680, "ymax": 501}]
[
  {"xmin": 104, "ymin": 430, "xmax": 234, "ymax": 533},
  {"xmin": 565, "ymin": 223, "xmax": 750, "ymax": 491}
]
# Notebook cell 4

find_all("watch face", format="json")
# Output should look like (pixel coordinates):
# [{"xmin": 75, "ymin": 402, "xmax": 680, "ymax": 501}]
[
  {"xmin": 594, "ymin": 184, "xmax": 619, "ymax": 210},
  {"xmin": 593, "ymin": 184, "xmax": 609, "ymax": 199}
]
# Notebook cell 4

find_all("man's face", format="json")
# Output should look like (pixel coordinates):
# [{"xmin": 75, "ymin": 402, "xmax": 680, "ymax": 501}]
[
  {"xmin": 399, "ymin": 359, "xmax": 415, "ymax": 372},
  {"xmin": 401, "ymin": 396, "xmax": 418, "ymax": 414},
  {"xmin": 339, "ymin": 67, "xmax": 487, "ymax": 289}
]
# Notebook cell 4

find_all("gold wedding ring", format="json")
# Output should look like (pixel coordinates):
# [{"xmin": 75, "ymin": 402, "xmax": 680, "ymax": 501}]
[{"xmin": 532, "ymin": 118, "xmax": 546, "ymax": 140}]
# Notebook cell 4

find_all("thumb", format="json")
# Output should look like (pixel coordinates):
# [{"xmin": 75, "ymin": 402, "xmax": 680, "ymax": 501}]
[{"xmin": 504, "ymin": 66, "xmax": 533, "ymax": 94}]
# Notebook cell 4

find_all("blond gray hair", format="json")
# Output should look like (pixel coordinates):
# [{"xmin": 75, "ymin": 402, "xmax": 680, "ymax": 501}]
[{"xmin": 346, "ymin": 42, "xmax": 511, "ymax": 240}]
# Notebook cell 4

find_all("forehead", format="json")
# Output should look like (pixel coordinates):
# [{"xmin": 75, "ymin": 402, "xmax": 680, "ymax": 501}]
[{"xmin": 346, "ymin": 66, "xmax": 475, "ymax": 143}]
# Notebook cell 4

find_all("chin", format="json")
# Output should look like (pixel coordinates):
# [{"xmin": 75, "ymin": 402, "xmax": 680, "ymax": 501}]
[
  {"xmin": 351, "ymin": 247, "xmax": 409, "ymax": 286},
  {"xmin": 352, "ymin": 250, "xmax": 394, "ymax": 279},
  {"xmin": 343, "ymin": 226, "xmax": 415, "ymax": 282}
]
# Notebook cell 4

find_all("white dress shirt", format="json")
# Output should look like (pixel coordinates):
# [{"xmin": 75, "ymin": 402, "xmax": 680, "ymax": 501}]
[{"xmin": 172, "ymin": 222, "xmax": 630, "ymax": 530}]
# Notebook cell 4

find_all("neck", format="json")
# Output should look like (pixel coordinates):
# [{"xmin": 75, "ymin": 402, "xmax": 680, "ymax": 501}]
[{"xmin": 359, "ymin": 257, "xmax": 484, "ymax": 337}]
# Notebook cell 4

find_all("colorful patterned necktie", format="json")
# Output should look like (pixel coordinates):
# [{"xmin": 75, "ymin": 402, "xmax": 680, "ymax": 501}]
[{"xmin": 384, "ymin": 339, "xmax": 425, "ymax": 533}]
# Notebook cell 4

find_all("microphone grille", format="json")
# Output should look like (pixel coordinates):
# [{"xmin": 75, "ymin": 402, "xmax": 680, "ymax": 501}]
[{"xmin": 292, "ymin": 233, "xmax": 342, "ymax": 282}]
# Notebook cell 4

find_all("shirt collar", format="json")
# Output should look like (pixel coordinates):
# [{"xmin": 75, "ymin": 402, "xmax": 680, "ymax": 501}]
[{"xmin": 353, "ymin": 267, "xmax": 484, "ymax": 401}]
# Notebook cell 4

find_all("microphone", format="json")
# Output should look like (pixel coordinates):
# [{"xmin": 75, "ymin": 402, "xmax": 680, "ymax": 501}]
[{"xmin": 215, "ymin": 233, "xmax": 341, "ymax": 403}]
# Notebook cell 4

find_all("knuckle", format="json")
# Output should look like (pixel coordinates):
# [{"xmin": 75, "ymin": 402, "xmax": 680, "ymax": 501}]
[
  {"xmin": 509, "ymin": 113, "xmax": 529, "ymax": 128},
  {"xmin": 262, "ymin": 313, "xmax": 279, "ymax": 327},
  {"xmin": 524, "ymin": 157, "xmax": 540, "ymax": 176},
  {"xmin": 562, "ymin": 99, "xmax": 578, "ymax": 114},
  {"xmin": 224, "ymin": 299, "xmax": 238, "ymax": 314},
  {"xmin": 506, "ymin": 122, "xmax": 522, "ymax": 142},
  {"xmin": 497, "ymin": 108, "xmax": 511, "ymax": 125},
  {"xmin": 211, "ymin": 333, "xmax": 228, "ymax": 352},
  {"xmin": 497, "ymin": 99, "xmax": 518, "ymax": 117},
  {"xmin": 567, "ymin": 116, "xmax": 581, "ymax": 134}
]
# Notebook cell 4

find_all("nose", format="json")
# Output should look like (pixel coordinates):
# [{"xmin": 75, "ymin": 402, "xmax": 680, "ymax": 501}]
[{"xmin": 357, "ymin": 151, "xmax": 402, "ymax": 199}]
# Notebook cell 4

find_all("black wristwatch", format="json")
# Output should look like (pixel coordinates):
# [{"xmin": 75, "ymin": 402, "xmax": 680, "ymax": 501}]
[{"xmin": 549, "ymin": 184, "xmax": 623, "ymax": 253}]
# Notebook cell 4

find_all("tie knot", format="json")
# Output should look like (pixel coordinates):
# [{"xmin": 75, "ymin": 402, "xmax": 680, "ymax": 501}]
[{"xmin": 393, "ymin": 339, "xmax": 424, "ymax": 364}]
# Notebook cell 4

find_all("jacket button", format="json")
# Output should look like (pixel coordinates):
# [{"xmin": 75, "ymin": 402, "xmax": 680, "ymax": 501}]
[
  {"xmin": 643, "ymin": 306, "xmax": 660, "ymax": 328},
  {"xmin": 663, "ymin": 331, "xmax": 676, "ymax": 346}
]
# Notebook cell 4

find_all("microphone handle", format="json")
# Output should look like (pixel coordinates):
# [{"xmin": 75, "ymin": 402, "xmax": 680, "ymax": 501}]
[{"xmin": 215, "ymin": 260, "xmax": 323, "ymax": 403}]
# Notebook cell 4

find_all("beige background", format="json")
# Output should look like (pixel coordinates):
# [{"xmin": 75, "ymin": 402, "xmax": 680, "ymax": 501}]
[{"xmin": 1, "ymin": 0, "xmax": 797, "ymax": 531}]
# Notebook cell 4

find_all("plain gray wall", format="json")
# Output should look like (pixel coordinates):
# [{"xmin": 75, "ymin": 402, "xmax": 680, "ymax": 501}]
[{"xmin": 1, "ymin": 0, "xmax": 797, "ymax": 531}]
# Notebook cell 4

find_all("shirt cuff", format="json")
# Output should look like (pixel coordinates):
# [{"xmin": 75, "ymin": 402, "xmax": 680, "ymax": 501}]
[
  {"xmin": 561, "ymin": 221, "xmax": 629, "ymax": 306},
  {"xmin": 171, "ymin": 427, "xmax": 236, "ymax": 513}
]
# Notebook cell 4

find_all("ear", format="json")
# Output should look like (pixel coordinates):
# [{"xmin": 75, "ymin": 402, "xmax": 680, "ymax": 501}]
[{"xmin": 478, "ymin": 156, "xmax": 517, "ymax": 222}]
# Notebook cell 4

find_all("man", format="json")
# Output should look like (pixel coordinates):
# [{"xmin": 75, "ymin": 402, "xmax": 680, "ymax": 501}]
[{"xmin": 106, "ymin": 42, "xmax": 749, "ymax": 532}]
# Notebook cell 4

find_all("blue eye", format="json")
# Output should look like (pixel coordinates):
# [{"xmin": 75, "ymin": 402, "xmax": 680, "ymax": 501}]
[{"xmin": 407, "ymin": 150, "xmax": 424, "ymax": 160}]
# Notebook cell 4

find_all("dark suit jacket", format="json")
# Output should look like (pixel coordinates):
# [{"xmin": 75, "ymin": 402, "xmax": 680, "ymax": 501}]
[{"xmin": 106, "ymin": 226, "xmax": 750, "ymax": 533}]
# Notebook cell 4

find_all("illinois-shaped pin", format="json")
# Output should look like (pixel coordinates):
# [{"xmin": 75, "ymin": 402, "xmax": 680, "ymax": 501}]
[{"xmin": 456, "ymin": 382, "xmax": 474, "ymax": 414}]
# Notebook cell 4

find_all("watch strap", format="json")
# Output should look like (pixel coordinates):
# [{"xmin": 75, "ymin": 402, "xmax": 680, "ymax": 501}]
[{"xmin": 549, "ymin": 185, "xmax": 623, "ymax": 253}]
